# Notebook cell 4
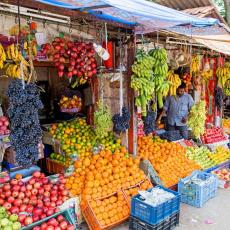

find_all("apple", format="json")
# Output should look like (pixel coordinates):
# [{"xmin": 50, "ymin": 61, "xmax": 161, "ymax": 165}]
[
  {"xmin": 7, "ymin": 196, "xmax": 15, "ymax": 203},
  {"xmin": 41, "ymin": 223, "xmax": 48, "ymax": 230},
  {"xmin": 25, "ymin": 190, "xmax": 32, "ymax": 197},
  {"xmin": 3, "ymin": 183, "xmax": 11, "ymax": 191},
  {"xmin": 60, "ymin": 220, "xmax": 68, "ymax": 230},
  {"xmin": 38, "ymin": 188, "xmax": 45, "ymax": 195},
  {"xmin": 34, "ymin": 182, "xmax": 41, "ymax": 189},
  {"xmin": 0, "ymin": 198, "xmax": 4, "ymax": 205},
  {"xmin": 29, "ymin": 178, "xmax": 36, "ymax": 185},
  {"xmin": 10, "ymin": 179, "xmax": 18, "ymax": 186},
  {"xmin": 26, "ymin": 184, "xmax": 33, "ymax": 191},
  {"xmin": 18, "ymin": 214, "xmax": 27, "ymax": 223},
  {"xmin": 20, "ymin": 204, "xmax": 27, "ymax": 212},
  {"xmin": 33, "ymin": 215, "xmax": 40, "ymax": 222},
  {"xmin": 14, "ymin": 199, "xmax": 22, "ymax": 207},
  {"xmin": 47, "ymin": 226, "xmax": 54, "ymax": 230},
  {"xmin": 12, "ymin": 185, "xmax": 20, "ymax": 192},
  {"xmin": 12, "ymin": 191, "xmax": 19, "ymax": 198},
  {"xmin": 18, "ymin": 192, "xmax": 25, "ymax": 199},
  {"xmin": 20, "ymin": 186, "xmax": 26, "ymax": 192},
  {"xmin": 31, "ymin": 189, "xmax": 38, "ymax": 195},
  {"xmin": 48, "ymin": 218, "xmax": 58, "ymax": 227},
  {"xmin": 10, "ymin": 206, "xmax": 19, "ymax": 214},
  {"xmin": 23, "ymin": 197, "xmax": 30, "ymax": 204},
  {"xmin": 40, "ymin": 214, "xmax": 47, "ymax": 219},
  {"xmin": 26, "ymin": 205, "xmax": 34, "ymax": 213},
  {"xmin": 3, "ymin": 202, "xmax": 12, "ymax": 210},
  {"xmin": 5, "ymin": 190, "xmax": 12, "ymax": 198},
  {"xmin": 24, "ymin": 216, "xmax": 33, "ymax": 226}
]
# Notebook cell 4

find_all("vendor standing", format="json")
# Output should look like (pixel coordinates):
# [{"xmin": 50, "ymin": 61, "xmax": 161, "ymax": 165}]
[{"xmin": 157, "ymin": 82, "xmax": 194, "ymax": 139}]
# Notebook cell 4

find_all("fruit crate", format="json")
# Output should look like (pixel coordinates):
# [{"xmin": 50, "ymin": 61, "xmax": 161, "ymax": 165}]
[
  {"xmin": 82, "ymin": 191, "xmax": 130, "ymax": 230},
  {"xmin": 129, "ymin": 211, "xmax": 180, "ymax": 230},
  {"xmin": 122, "ymin": 177, "xmax": 153, "ymax": 206},
  {"xmin": 140, "ymin": 160, "xmax": 163, "ymax": 186},
  {"xmin": 131, "ymin": 186, "xmax": 180, "ymax": 225},
  {"xmin": 178, "ymin": 170, "xmax": 218, "ymax": 208},
  {"xmin": 46, "ymin": 158, "xmax": 67, "ymax": 174},
  {"xmin": 21, "ymin": 208, "xmax": 77, "ymax": 230}
]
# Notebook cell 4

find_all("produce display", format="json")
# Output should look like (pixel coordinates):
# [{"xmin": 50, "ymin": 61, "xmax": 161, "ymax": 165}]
[
  {"xmin": 201, "ymin": 127, "xmax": 227, "ymax": 144},
  {"xmin": 112, "ymin": 106, "xmax": 130, "ymax": 134},
  {"xmin": 208, "ymin": 146, "xmax": 230, "ymax": 165},
  {"xmin": 65, "ymin": 146, "xmax": 146, "ymax": 204},
  {"xmin": 212, "ymin": 168, "xmax": 230, "ymax": 183},
  {"xmin": 131, "ymin": 49, "xmax": 156, "ymax": 116},
  {"xmin": 49, "ymin": 118, "xmax": 96, "ymax": 159},
  {"xmin": 87, "ymin": 191, "xmax": 130, "ymax": 228},
  {"xmin": 41, "ymin": 37, "xmax": 97, "ymax": 84},
  {"xmin": 0, "ymin": 116, "xmax": 10, "ymax": 136},
  {"xmin": 0, "ymin": 206, "xmax": 21, "ymax": 230},
  {"xmin": 201, "ymin": 69, "xmax": 213, "ymax": 81},
  {"xmin": 224, "ymin": 79, "xmax": 230, "ymax": 96},
  {"xmin": 31, "ymin": 214, "xmax": 75, "ymax": 230},
  {"xmin": 190, "ymin": 55, "xmax": 201, "ymax": 76},
  {"xmin": 150, "ymin": 48, "xmax": 169, "ymax": 109},
  {"xmin": 167, "ymin": 70, "xmax": 181, "ymax": 96},
  {"xmin": 138, "ymin": 136, "xmax": 201, "ymax": 187},
  {"xmin": 188, "ymin": 100, "xmax": 206, "ymax": 139},
  {"xmin": 59, "ymin": 95, "xmax": 82, "ymax": 112},
  {"xmin": 159, "ymin": 130, "xmax": 183, "ymax": 142},
  {"xmin": 50, "ymin": 153, "xmax": 72, "ymax": 167},
  {"xmin": 0, "ymin": 44, "xmax": 6, "ymax": 69},
  {"xmin": 7, "ymin": 79, "xmax": 43, "ymax": 166},
  {"xmin": 143, "ymin": 109, "xmax": 157, "ymax": 135},
  {"xmin": 222, "ymin": 119, "xmax": 230, "ymax": 132},
  {"xmin": 214, "ymin": 87, "xmax": 224, "ymax": 110},
  {"xmin": 94, "ymin": 100, "xmax": 113, "ymax": 138},
  {"xmin": 181, "ymin": 73, "xmax": 192, "ymax": 92},
  {"xmin": 216, "ymin": 66, "xmax": 230, "ymax": 88},
  {"xmin": 0, "ymin": 172, "xmax": 69, "ymax": 227},
  {"xmin": 186, "ymin": 146, "xmax": 215, "ymax": 169},
  {"xmin": 4, "ymin": 44, "xmax": 30, "ymax": 80}
]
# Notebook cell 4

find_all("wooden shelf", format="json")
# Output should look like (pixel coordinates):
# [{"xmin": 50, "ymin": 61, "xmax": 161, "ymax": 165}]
[{"xmin": 33, "ymin": 60, "xmax": 55, "ymax": 67}]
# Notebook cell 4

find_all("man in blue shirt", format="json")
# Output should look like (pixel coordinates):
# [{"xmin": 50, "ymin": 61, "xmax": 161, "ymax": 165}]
[{"xmin": 157, "ymin": 83, "xmax": 194, "ymax": 139}]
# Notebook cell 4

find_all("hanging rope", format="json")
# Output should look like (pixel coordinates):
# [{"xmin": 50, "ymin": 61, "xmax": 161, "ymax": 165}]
[{"xmin": 119, "ymin": 31, "xmax": 123, "ymax": 116}]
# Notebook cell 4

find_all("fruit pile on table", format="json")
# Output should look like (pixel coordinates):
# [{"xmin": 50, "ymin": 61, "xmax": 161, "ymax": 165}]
[
  {"xmin": 59, "ymin": 95, "xmax": 82, "ymax": 112},
  {"xmin": 49, "ymin": 153, "xmax": 72, "ymax": 167},
  {"xmin": 138, "ymin": 136, "xmax": 201, "ymax": 187},
  {"xmin": 0, "ymin": 172, "xmax": 69, "ymax": 227}
]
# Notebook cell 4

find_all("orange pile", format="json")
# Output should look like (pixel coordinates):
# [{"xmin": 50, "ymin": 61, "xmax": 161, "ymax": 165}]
[
  {"xmin": 138, "ymin": 136, "xmax": 201, "ymax": 187},
  {"xmin": 89, "ymin": 191, "xmax": 129, "ymax": 227},
  {"xmin": 123, "ymin": 179, "xmax": 152, "ymax": 203},
  {"xmin": 65, "ymin": 146, "xmax": 147, "ymax": 207}
]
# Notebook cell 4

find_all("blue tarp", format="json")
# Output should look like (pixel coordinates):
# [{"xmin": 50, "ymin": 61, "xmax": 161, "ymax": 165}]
[{"xmin": 37, "ymin": 0, "xmax": 219, "ymax": 34}]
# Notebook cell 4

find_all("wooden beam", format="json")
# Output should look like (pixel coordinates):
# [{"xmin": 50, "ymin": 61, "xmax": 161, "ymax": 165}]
[
  {"xmin": 1, "ymin": 0, "xmax": 133, "ymax": 29},
  {"xmin": 127, "ymin": 36, "xmax": 136, "ymax": 155}
]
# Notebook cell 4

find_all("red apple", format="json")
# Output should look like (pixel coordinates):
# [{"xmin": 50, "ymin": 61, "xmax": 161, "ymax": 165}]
[
  {"xmin": 24, "ymin": 216, "xmax": 33, "ymax": 226},
  {"xmin": 7, "ymin": 196, "xmax": 15, "ymax": 203},
  {"xmin": 12, "ymin": 191, "xmax": 19, "ymax": 198},
  {"xmin": 60, "ymin": 221, "xmax": 68, "ymax": 230}
]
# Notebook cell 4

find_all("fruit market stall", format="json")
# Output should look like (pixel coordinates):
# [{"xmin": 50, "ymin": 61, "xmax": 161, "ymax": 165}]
[{"xmin": 0, "ymin": 0, "xmax": 230, "ymax": 229}]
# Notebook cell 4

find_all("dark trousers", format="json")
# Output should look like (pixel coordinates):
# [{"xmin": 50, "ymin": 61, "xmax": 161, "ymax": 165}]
[{"xmin": 167, "ymin": 124, "xmax": 188, "ymax": 139}]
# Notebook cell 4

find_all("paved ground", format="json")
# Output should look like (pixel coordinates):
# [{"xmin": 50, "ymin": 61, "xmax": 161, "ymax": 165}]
[{"xmin": 81, "ymin": 188, "xmax": 230, "ymax": 230}]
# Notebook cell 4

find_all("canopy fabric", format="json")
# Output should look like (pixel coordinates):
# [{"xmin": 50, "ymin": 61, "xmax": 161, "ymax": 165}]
[
  {"xmin": 36, "ymin": 0, "xmax": 219, "ymax": 34},
  {"xmin": 194, "ymin": 38, "xmax": 230, "ymax": 55}
]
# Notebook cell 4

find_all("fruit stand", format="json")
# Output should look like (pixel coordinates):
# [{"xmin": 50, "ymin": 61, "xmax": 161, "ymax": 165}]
[{"xmin": 0, "ymin": 0, "xmax": 230, "ymax": 229}]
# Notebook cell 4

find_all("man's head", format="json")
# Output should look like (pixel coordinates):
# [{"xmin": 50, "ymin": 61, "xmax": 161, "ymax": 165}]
[{"xmin": 177, "ymin": 82, "xmax": 186, "ymax": 97}]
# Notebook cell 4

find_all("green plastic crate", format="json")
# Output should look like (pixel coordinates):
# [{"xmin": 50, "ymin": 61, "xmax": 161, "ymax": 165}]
[{"xmin": 21, "ymin": 209, "xmax": 77, "ymax": 230}]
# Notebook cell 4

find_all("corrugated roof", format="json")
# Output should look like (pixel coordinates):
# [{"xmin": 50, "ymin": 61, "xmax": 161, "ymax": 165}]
[
  {"xmin": 154, "ymin": 0, "xmax": 211, "ymax": 11},
  {"xmin": 182, "ymin": 6, "xmax": 215, "ymax": 18}
]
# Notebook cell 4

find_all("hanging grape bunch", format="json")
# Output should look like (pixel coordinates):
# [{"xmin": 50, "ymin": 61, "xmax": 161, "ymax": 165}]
[
  {"xmin": 7, "ymin": 79, "xmax": 43, "ymax": 166},
  {"xmin": 143, "ymin": 109, "xmax": 157, "ymax": 135},
  {"xmin": 112, "ymin": 106, "xmax": 130, "ymax": 134}
]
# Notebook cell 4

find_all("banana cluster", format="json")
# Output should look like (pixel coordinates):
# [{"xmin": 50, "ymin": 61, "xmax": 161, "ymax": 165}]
[
  {"xmin": 24, "ymin": 41, "xmax": 38, "ymax": 57},
  {"xmin": 201, "ymin": 69, "xmax": 213, "ymax": 82},
  {"xmin": 224, "ymin": 79, "xmax": 230, "ymax": 96},
  {"xmin": 224, "ymin": 62, "xmax": 230, "ymax": 68},
  {"xmin": 0, "ymin": 44, "xmax": 6, "ymax": 69},
  {"xmin": 4, "ymin": 63, "xmax": 29, "ymax": 80},
  {"xmin": 167, "ymin": 70, "xmax": 181, "ymax": 96},
  {"xmin": 190, "ymin": 55, "xmax": 200, "ymax": 76},
  {"xmin": 6, "ymin": 44, "xmax": 29, "ymax": 66},
  {"xmin": 131, "ymin": 51, "xmax": 156, "ymax": 116},
  {"xmin": 216, "ymin": 67, "xmax": 230, "ymax": 88}
]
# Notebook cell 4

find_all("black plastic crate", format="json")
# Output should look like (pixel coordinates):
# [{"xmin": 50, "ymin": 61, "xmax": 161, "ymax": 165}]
[{"xmin": 129, "ymin": 211, "xmax": 179, "ymax": 230}]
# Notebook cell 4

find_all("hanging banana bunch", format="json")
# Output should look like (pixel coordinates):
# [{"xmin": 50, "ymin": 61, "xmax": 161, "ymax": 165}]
[
  {"xmin": 24, "ymin": 41, "xmax": 38, "ymax": 57},
  {"xmin": 224, "ymin": 79, "xmax": 230, "ymax": 96},
  {"xmin": 4, "ymin": 63, "xmax": 29, "ymax": 80},
  {"xmin": 201, "ymin": 69, "xmax": 213, "ymax": 82},
  {"xmin": 190, "ymin": 55, "xmax": 201, "ymax": 76},
  {"xmin": 167, "ymin": 70, "xmax": 181, "ymax": 96},
  {"xmin": 156, "ymin": 80, "xmax": 171, "ymax": 109},
  {"xmin": 216, "ymin": 66, "xmax": 230, "ymax": 88},
  {"xmin": 0, "ymin": 44, "xmax": 6, "ymax": 69}
]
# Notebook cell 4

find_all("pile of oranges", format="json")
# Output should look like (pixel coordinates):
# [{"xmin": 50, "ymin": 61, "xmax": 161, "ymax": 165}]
[
  {"xmin": 123, "ymin": 179, "xmax": 152, "ymax": 203},
  {"xmin": 88, "ymin": 191, "xmax": 130, "ymax": 228},
  {"xmin": 138, "ymin": 136, "xmax": 201, "ymax": 187},
  {"xmin": 65, "ymin": 146, "xmax": 148, "ymax": 207}
]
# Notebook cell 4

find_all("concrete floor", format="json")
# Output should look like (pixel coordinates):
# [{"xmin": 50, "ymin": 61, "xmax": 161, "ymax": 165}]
[{"xmin": 81, "ymin": 188, "xmax": 230, "ymax": 230}]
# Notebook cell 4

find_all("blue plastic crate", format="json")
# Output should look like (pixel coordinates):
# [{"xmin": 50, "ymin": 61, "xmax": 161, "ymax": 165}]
[
  {"xmin": 129, "ymin": 211, "xmax": 180, "ymax": 230},
  {"xmin": 131, "ymin": 186, "xmax": 180, "ymax": 225},
  {"xmin": 178, "ymin": 170, "xmax": 218, "ymax": 208}
]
